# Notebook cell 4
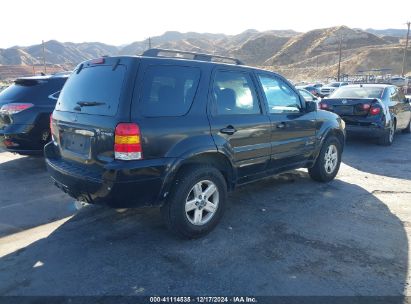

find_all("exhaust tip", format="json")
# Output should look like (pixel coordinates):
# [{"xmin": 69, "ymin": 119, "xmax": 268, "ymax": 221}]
[{"xmin": 74, "ymin": 200, "xmax": 89, "ymax": 210}]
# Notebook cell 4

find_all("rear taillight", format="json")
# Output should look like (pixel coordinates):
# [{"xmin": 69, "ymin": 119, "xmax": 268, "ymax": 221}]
[
  {"xmin": 90, "ymin": 58, "xmax": 105, "ymax": 64},
  {"xmin": 114, "ymin": 123, "xmax": 142, "ymax": 160},
  {"xmin": 0, "ymin": 103, "xmax": 34, "ymax": 115},
  {"xmin": 369, "ymin": 106, "xmax": 381, "ymax": 115},
  {"xmin": 50, "ymin": 114, "xmax": 55, "ymax": 141},
  {"xmin": 319, "ymin": 102, "xmax": 328, "ymax": 110}
]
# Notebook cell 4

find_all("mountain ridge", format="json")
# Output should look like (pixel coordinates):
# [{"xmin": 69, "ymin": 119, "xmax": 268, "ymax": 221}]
[{"xmin": 0, "ymin": 27, "xmax": 409, "ymax": 80}]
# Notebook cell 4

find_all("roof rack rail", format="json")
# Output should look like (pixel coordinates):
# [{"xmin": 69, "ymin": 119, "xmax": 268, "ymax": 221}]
[{"xmin": 142, "ymin": 48, "xmax": 244, "ymax": 65}]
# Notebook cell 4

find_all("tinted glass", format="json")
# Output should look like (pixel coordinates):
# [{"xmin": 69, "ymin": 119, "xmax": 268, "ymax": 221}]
[
  {"xmin": 213, "ymin": 71, "xmax": 260, "ymax": 115},
  {"xmin": 258, "ymin": 75, "xmax": 301, "ymax": 114},
  {"xmin": 0, "ymin": 78, "xmax": 66, "ymax": 104},
  {"xmin": 56, "ymin": 65, "xmax": 126, "ymax": 116},
  {"xmin": 140, "ymin": 66, "xmax": 200, "ymax": 117},
  {"xmin": 330, "ymin": 87, "xmax": 384, "ymax": 99},
  {"xmin": 299, "ymin": 89, "xmax": 314, "ymax": 101}
]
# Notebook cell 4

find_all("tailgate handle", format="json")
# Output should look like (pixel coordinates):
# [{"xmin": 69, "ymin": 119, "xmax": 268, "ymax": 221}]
[
  {"xmin": 74, "ymin": 129, "xmax": 94, "ymax": 136},
  {"xmin": 220, "ymin": 126, "xmax": 237, "ymax": 135}
]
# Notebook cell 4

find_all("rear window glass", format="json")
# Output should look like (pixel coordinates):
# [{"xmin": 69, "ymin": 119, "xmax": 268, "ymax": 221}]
[
  {"xmin": 140, "ymin": 66, "xmax": 200, "ymax": 117},
  {"xmin": 330, "ymin": 87, "xmax": 384, "ymax": 99},
  {"xmin": 56, "ymin": 65, "xmax": 126, "ymax": 116},
  {"xmin": 0, "ymin": 79, "xmax": 65, "ymax": 103}
]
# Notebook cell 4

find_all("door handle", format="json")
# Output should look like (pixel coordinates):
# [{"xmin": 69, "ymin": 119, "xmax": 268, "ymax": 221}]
[
  {"xmin": 276, "ymin": 122, "xmax": 287, "ymax": 129},
  {"xmin": 220, "ymin": 126, "xmax": 237, "ymax": 135}
]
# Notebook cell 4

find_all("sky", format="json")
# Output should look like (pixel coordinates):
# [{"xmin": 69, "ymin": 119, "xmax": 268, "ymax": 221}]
[{"xmin": 0, "ymin": 0, "xmax": 410, "ymax": 48}]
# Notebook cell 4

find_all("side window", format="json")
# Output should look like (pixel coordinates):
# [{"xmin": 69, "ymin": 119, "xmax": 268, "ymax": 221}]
[
  {"xmin": 140, "ymin": 66, "xmax": 200, "ymax": 117},
  {"xmin": 390, "ymin": 87, "xmax": 400, "ymax": 102},
  {"xmin": 299, "ymin": 90, "xmax": 314, "ymax": 102},
  {"xmin": 213, "ymin": 70, "xmax": 260, "ymax": 115},
  {"xmin": 397, "ymin": 89, "xmax": 406, "ymax": 102},
  {"xmin": 258, "ymin": 75, "xmax": 301, "ymax": 114}
]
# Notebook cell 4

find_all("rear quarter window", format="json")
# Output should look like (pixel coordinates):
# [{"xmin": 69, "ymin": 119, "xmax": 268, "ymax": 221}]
[
  {"xmin": 56, "ymin": 65, "xmax": 126, "ymax": 116},
  {"xmin": 140, "ymin": 65, "xmax": 200, "ymax": 117}
]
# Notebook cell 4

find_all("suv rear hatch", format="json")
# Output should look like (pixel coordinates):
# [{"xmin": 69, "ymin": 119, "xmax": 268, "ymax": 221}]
[{"xmin": 51, "ymin": 57, "xmax": 138, "ymax": 168}]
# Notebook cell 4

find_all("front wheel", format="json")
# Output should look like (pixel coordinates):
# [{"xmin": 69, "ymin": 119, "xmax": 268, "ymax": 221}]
[
  {"xmin": 308, "ymin": 136, "xmax": 342, "ymax": 182},
  {"xmin": 161, "ymin": 165, "xmax": 227, "ymax": 239}
]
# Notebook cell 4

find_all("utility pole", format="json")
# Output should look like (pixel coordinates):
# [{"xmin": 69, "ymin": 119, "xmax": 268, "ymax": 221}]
[
  {"xmin": 42, "ymin": 40, "xmax": 47, "ymax": 74},
  {"xmin": 401, "ymin": 21, "xmax": 410, "ymax": 77},
  {"xmin": 148, "ymin": 37, "xmax": 152, "ymax": 49},
  {"xmin": 337, "ymin": 35, "xmax": 343, "ymax": 81}
]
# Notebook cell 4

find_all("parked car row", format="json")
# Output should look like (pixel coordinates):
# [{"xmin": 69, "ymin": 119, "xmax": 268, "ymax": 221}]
[{"xmin": 0, "ymin": 49, "xmax": 410, "ymax": 239}]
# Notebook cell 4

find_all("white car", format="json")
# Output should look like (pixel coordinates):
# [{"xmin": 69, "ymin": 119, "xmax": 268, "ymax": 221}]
[{"xmin": 320, "ymin": 82, "xmax": 349, "ymax": 97}]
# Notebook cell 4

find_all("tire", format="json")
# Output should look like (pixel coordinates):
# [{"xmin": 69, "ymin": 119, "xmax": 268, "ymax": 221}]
[
  {"xmin": 308, "ymin": 136, "xmax": 342, "ymax": 182},
  {"xmin": 402, "ymin": 119, "xmax": 411, "ymax": 134},
  {"xmin": 378, "ymin": 121, "xmax": 395, "ymax": 146},
  {"xmin": 161, "ymin": 165, "xmax": 227, "ymax": 239}
]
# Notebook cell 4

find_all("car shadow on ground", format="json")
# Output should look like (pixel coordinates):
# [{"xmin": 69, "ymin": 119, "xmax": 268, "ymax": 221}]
[
  {"xmin": 0, "ymin": 153, "xmax": 74, "ymax": 237},
  {"xmin": 342, "ymin": 133, "xmax": 411, "ymax": 180},
  {"xmin": 0, "ymin": 171, "xmax": 407, "ymax": 296}
]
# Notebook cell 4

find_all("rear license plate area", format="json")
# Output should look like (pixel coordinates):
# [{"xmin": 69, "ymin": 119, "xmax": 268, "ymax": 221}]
[
  {"xmin": 61, "ymin": 132, "xmax": 91, "ymax": 157},
  {"xmin": 335, "ymin": 105, "xmax": 353, "ymax": 115}
]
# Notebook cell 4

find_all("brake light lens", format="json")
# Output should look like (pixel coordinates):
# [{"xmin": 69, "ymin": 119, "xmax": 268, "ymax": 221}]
[
  {"xmin": 50, "ymin": 114, "xmax": 55, "ymax": 141},
  {"xmin": 319, "ymin": 102, "xmax": 328, "ymax": 110},
  {"xmin": 369, "ymin": 106, "xmax": 381, "ymax": 115},
  {"xmin": 114, "ymin": 123, "xmax": 142, "ymax": 160},
  {"xmin": 0, "ymin": 103, "xmax": 34, "ymax": 115},
  {"xmin": 90, "ymin": 58, "xmax": 105, "ymax": 64}
]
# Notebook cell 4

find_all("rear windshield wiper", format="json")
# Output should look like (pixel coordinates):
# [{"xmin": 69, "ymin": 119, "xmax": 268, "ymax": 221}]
[{"xmin": 76, "ymin": 101, "xmax": 106, "ymax": 107}]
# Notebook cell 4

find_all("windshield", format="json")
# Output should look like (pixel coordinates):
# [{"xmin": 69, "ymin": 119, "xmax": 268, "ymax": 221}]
[
  {"xmin": 330, "ymin": 87, "xmax": 384, "ymax": 99},
  {"xmin": 56, "ymin": 65, "xmax": 126, "ymax": 116},
  {"xmin": 329, "ymin": 82, "xmax": 341, "ymax": 87}
]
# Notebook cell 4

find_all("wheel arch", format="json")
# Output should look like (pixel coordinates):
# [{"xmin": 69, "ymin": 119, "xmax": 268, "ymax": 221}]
[{"xmin": 159, "ymin": 151, "xmax": 236, "ymax": 205}]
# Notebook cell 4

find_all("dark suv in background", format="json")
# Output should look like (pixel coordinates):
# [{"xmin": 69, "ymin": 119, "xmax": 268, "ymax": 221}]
[
  {"xmin": 0, "ymin": 73, "xmax": 69, "ymax": 154},
  {"xmin": 45, "ymin": 49, "xmax": 346, "ymax": 238}
]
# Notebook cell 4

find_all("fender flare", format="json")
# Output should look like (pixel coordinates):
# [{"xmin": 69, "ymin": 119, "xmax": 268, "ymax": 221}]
[{"xmin": 158, "ymin": 147, "xmax": 236, "ymax": 205}]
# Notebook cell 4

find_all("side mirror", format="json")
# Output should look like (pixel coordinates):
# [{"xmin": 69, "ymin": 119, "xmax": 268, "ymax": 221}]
[{"xmin": 305, "ymin": 101, "xmax": 317, "ymax": 113}]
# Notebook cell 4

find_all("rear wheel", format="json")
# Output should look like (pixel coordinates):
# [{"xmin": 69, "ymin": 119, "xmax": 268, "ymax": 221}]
[
  {"xmin": 378, "ymin": 122, "xmax": 395, "ymax": 146},
  {"xmin": 308, "ymin": 136, "xmax": 342, "ymax": 182},
  {"xmin": 161, "ymin": 165, "xmax": 227, "ymax": 239}
]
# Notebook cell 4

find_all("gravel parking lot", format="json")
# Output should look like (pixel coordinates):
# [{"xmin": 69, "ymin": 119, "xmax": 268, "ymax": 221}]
[{"xmin": 0, "ymin": 134, "xmax": 411, "ymax": 296}]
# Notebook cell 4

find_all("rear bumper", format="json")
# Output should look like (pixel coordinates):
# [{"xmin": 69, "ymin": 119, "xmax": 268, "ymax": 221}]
[
  {"xmin": 0, "ymin": 124, "xmax": 46, "ymax": 154},
  {"xmin": 345, "ymin": 124, "xmax": 386, "ymax": 138},
  {"xmin": 44, "ymin": 142, "xmax": 177, "ymax": 208}
]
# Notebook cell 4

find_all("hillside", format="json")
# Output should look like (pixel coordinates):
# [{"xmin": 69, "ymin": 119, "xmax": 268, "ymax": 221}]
[{"xmin": 0, "ymin": 26, "xmax": 408, "ymax": 80}]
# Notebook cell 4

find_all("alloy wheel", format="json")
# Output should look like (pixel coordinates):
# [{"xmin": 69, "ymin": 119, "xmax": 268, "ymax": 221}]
[
  {"xmin": 324, "ymin": 144, "xmax": 338, "ymax": 174},
  {"xmin": 185, "ymin": 180, "xmax": 219, "ymax": 226}
]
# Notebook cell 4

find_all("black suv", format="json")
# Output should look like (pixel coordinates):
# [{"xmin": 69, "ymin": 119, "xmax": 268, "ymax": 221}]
[
  {"xmin": 0, "ymin": 74, "xmax": 68, "ymax": 154},
  {"xmin": 45, "ymin": 49, "xmax": 346, "ymax": 238}
]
